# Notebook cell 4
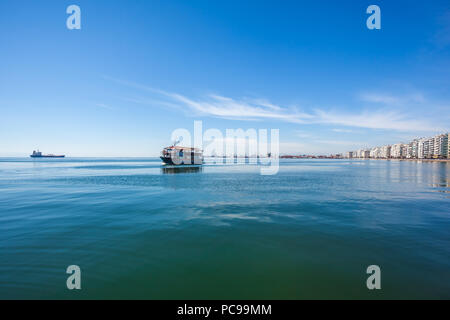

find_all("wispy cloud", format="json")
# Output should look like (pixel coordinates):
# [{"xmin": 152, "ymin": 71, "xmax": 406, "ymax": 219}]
[
  {"xmin": 167, "ymin": 93, "xmax": 313, "ymax": 123},
  {"xmin": 314, "ymin": 109, "xmax": 439, "ymax": 131},
  {"xmin": 105, "ymin": 76, "xmax": 313, "ymax": 122},
  {"xmin": 332, "ymin": 128, "xmax": 354, "ymax": 133},
  {"xmin": 171, "ymin": 93, "xmax": 443, "ymax": 132},
  {"xmin": 359, "ymin": 92, "xmax": 425, "ymax": 105},
  {"xmin": 106, "ymin": 76, "xmax": 446, "ymax": 132}
]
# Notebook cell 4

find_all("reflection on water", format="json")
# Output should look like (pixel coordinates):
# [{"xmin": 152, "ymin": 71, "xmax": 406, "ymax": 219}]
[
  {"xmin": 430, "ymin": 178, "xmax": 450, "ymax": 193},
  {"xmin": 161, "ymin": 165, "xmax": 202, "ymax": 174},
  {"xmin": 371, "ymin": 160, "xmax": 450, "ymax": 191}
]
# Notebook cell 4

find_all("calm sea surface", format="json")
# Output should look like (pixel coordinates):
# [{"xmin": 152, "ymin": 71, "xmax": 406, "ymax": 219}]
[{"xmin": 0, "ymin": 158, "xmax": 449, "ymax": 299}]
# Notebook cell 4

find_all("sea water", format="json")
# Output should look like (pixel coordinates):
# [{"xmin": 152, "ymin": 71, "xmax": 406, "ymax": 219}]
[{"xmin": 0, "ymin": 158, "xmax": 449, "ymax": 299}]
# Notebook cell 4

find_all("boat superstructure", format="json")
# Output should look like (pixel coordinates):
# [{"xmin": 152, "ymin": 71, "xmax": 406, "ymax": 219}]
[
  {"xmin": 160, "ymin": 146, "xmax": 203, "ymax": 165},
  {"xmin": 30, "ymin": 150, "xmax": 65, "ymax": 158}
]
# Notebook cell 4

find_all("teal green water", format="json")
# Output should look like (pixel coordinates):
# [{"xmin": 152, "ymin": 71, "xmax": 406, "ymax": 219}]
[{"xmin": 0, "ymin": 158, "xmax": 449, "ymax": 299}]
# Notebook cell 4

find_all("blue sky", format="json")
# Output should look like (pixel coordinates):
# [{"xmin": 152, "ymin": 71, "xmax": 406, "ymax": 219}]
[{"xmin": 0, "ymin": 0, "xmax": 449, "ymax": 156}]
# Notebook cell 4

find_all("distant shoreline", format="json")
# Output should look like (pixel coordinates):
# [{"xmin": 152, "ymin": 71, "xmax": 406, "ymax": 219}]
[
  {"xmin": 281, "ymin": 157, "xmax": 450, "ymax": 162},
  {"xmin": 367, "ymin": 158, "xmax": 450, "ymax": 162}
]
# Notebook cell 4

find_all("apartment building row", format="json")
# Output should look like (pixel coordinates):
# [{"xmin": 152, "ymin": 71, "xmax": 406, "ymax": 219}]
[{"xmin": 345, "ymin": 133, "xmax": 449, "ymax": 159}]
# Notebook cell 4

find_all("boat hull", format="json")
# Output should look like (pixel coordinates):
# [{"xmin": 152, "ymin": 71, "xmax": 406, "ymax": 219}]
[
  {"xmin": 30, "ymin": 155, "xmax": 65, "ymax": 158},
  {"xmin": 160, "ymin": 156, "xmax": 202, "ymax": 165}
]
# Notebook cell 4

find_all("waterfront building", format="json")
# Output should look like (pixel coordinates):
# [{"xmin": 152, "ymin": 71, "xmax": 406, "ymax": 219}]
[
  {"xmin": 417, "ymin": 138, "xmax": 427, "ymax": 159},
  {"xmin": 433, "ymin": 134, "xmax": 448, "ymax": 159},
  {"xmin": 355, "ymin": 150, "xmax": 369, "ymax": 158},
  {"xmin": 354, "ymin": 149, "xmax": 363, "ymax": 158},
  {"xmin": 370, "ymin": 147, "xmax": 381, "ymax": 159},
  {"xmin": 407, "ymin": 139, "xmax": 419, "ymax": 159},
  {"xmin": 380, "ymin": 145, "xmax": 391, "ymax": 159},
  {"xmin": 448, "ymin": 134, "xmax": 450, "ymax": 159},
  {"xmin": 427, "ymin": 137, "xmax": 435, "ymax": 159},
  {"xmin": 391, "ymin": 143, "xmax": 404, "ymax": 158},
  {"xmin": 401, "ymin": 144, "xmax": 408, "ymax": 158}
]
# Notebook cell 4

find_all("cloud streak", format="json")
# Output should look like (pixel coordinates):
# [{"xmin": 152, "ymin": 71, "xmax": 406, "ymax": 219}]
[
  {"xmin": 167, "ymin": 93, "xmax": 313, "ymax": 123},
  {"xmin": 313, "ymin": 109, "xmax": 440, "ymax": 131},
  {"xmin": 167, "ymin": 92, "xmax": 443, "ymax": 132},
  {"xmin": 106, "ymin": 76, "xmax": 446, "ymax": 132},
  {"xmin": 359, "ymin": 92, "xmax": 425, "ymax": 106}
]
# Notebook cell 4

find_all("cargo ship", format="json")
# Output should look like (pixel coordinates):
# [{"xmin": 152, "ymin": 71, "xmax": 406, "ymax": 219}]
[
  {"xmin": 30, "ymin": 150, "xmax": 65, "ymax": 158},
  {"xmin": 160, "ymin": 145, "xmax": 203, "ymax": 165}
]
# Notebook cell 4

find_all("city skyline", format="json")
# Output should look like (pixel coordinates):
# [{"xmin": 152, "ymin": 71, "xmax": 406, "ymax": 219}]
[
  {"xmin": 345, "ymin": 132, "xmax": 450, "ymax": 159},
  {"xmin": 1, "ymin": 0, "xmax": 449, "ymax": 156}
]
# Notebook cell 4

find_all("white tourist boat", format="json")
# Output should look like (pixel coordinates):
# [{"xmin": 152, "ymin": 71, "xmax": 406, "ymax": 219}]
[{"xmin": 160, "ymin": 145, "xmax": 203, "ymax": 165}]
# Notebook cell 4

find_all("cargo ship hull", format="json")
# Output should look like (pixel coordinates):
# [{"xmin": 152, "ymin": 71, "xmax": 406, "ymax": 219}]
[
  {"xmin": 30, "ymin": 150, "xmax": 65, "ymax": 158},
  {"xmin": 30, "ymin": 155, "xmax": 65, "ymax": 158}
]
